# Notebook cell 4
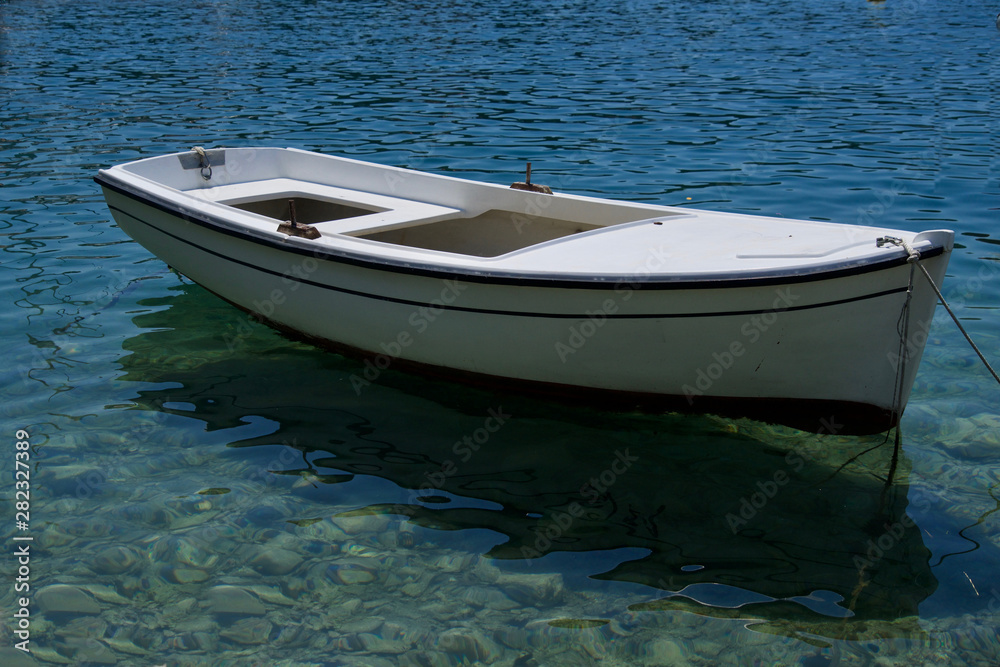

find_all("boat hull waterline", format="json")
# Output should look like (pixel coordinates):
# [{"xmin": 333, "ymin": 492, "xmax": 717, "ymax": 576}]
[{"xmin": 96, "ymin": 148, "xmax": 953, "ymax": 434}]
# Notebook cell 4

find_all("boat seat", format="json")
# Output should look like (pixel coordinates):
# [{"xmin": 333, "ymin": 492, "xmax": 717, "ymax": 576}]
[{"xmin": 183, "ymin": 178, "xmax": 463, "ymax": 236}]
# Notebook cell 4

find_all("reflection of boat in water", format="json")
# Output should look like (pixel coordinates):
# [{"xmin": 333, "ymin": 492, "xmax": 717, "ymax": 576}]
[{"xmin": 120, "ymin": 284, "xmax": 938, "ymax": 642}]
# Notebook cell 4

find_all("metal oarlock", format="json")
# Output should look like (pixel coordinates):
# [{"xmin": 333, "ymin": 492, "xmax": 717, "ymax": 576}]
[
  {"xmin": 510, "ymin": 162, "xmax": 553, "ymax": 194},
  {"xmin": 277, "ymin": 198, "xmax": 320, "ymax": 240}
]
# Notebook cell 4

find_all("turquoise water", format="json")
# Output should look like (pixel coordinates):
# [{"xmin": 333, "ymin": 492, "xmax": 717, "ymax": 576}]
[{"xmin": 2, "ymin": 0, "xmax": 999, "ymax": 664}]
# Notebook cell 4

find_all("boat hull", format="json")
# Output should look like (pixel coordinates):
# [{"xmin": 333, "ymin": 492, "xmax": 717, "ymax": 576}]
[{"xmin": 100, "ymin": 182, "xmax": 950, "ymax": 434}]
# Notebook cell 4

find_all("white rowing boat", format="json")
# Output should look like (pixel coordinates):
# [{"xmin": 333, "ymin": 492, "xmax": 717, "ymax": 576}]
[{"xmin": 96, "ymin": 147, "xmax": 953, "ymax": 434}]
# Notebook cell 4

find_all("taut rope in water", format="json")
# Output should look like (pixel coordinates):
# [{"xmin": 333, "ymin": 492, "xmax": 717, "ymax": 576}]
[{"xmin": 877, "ymin": 236, "xmax": 1000, "ymax": 386}]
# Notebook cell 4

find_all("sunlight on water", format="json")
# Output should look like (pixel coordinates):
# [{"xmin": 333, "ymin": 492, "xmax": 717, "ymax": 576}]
[{"xmin": 1, "ymin": 0, "xmax": 998, "ymax": 664}]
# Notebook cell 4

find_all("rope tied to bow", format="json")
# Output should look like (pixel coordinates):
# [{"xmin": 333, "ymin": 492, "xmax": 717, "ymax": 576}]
[
  {"xmin": 877, "ymin": 236, "xmax": 1000, "ymax": 387},
  {"xmin": 192, "ymin": 146, "xmax": 212, "ymax": 181}
]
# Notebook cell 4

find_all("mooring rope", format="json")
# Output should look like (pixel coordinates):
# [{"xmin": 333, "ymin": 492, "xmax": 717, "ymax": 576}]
[
  {"xmin": 192, "ymin": 145, "xmax": 212, "ymax": 180},
  {"xmin": 877, "ymin": 236, "xmax": 1000, "ymax": 386},
  {"xmin": 914, "ymin": 260, "xmax": 1000, "ymax": 385}
]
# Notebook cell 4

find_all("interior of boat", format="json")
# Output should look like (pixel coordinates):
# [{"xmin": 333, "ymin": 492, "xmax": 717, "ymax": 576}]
[
  {"xmin": 356, "ymin": 210, "xmax": 602, "ymax": 257},
  {"xmin": 215, "ymin": 189, "xmax": 651, "ymax": 258}
]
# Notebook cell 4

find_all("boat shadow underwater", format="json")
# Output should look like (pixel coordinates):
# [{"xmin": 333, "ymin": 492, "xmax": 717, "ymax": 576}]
[{"xmin": 120, "ymin": 283, "xmax": 942, "ymax": 645}]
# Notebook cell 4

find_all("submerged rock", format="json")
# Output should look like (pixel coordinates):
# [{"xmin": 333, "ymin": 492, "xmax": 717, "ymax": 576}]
[
  {"xmin": 332, "ymin": 512, "xmax": 391, "ymax": 535},
  {"xmin": 250, "ymin": 547, "xmax": 302, "ymax": 575},
  {"xmin": 0, "ymin": 647, "xmax": 39, "ymax": 666},
  {"xmin": 103, "ymin": 637, "xmax": 153, "ymax": 656},
  {"xmin": 36, "ymin": 585, "xmax": 101, "ymax": 615},
  {"xmin": 79, "ymin": 584, "xmax": 130, "ymax": 605},
  {"xmin": 341, "ymin": 617, "xmax": 384, "ymax": 634},
  {"xmin": 246, "ymin": 585, "xmax": 296, "ymax": 606},
  {"xmin": 357, "ymin": 632, "xmax": 412, "ymax": 654},
  {"xmin": 160, "ymin": 564, "xmax": 210, "ymax": 584},
  {"xmin": 495, "ymin": 573, "xmax": 565, "ymax": 606},
  {"xmin": 21, "ymin": 646, "xmax": 68, "ymax": 665},
  {"xmin": 91, "ymin": 545, "xmax": 140, "ymax": 574},
  {"xmin": 640, "ymin": 638, "xmax": 688, "ymax": 665},
  {"xmin": 205, "ymin": 585, "xmax": 266, "ymax": 615},
  {"xmin": 326, "ymin": 561, "xmax": 378, "ymax": 585},
  {"xmin": 436, "ymin": 628, "xmax": 503, "ymax": 664},
  {"xmin": 52, "ymin": 615, "xmax": 108, "ymax": 638},
  {"xmin": 154, "ymin": 535, "xmax": 219, "ymax": 569},
  {"xmin": 220, "ymin": 617, "xmax": 274, "ymax": 645},
  {"xmin": 462, "ymin": 586, "xmax": 519, "ymax": 611},
  {"xmin": 56, "ymin": 637, "xmax": 118, "ymax": 664}
]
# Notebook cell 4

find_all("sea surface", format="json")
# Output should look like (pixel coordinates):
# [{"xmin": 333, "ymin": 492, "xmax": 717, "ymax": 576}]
[{"xmin": 2, "ymin": 0, "xmax": 999, "ymax": 665}]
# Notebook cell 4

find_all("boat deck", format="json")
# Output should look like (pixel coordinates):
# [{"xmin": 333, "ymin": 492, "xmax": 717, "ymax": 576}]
[{"xmin": 182, "ymin": 177, "xmax": 915, "ymax": 278}]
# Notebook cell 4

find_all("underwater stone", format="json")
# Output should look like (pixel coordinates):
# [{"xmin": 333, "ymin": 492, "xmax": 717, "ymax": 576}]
[
  {"xmin": 247, "ymin": 585, "xmax": 296, "ymax": 606},
  {"xmin": 45, "ymin": 463, "xmax": 105, "ymax": 486},
  {"xmin": 436, "ymin": 628, "xmax": 503, "ymax": 664},
  {"xmin": 120, "ymin": 575, "xmax": 153, "ymax": 598},
  {"xmin": 162, "ymin": 566, "xmax": 210, "ymax": 584},
  {"xmin": 61, "ymin": 517, "xmax": 114, "ymax": 539},
  {"xmin": 91, "ymin": 545, "xmax": 140, "ymax": 574},
  {"xmin": 493, "ymin": 627, "xmax": 530, "ymax": 650},
  {"xmin": 462, "ymin": 586, "xmax": 519, "ymax": 611},
  {"xmin": 341, "ymin": 617, "xmax": 384, "ymax": 634},
  {"xmin": 36, "ymin": 585, "xmax": 101, "ymax": 615},
  {"xmin": 358, "ymin": 632, "xmax": 413, "ymax": 654},
  {"xmin": 250, "ymin": 547, "xmax": 302, "ymax": 575},
  {"xmin": 408, "ymin": 651, "xmax": 452, "ymax": 667},
  {"xmin": 36, "ymin": 524, "xmax": 75, "ymax": 549},
  {"xmin": 496, "ymin": 573, "xmax": 564, "ymax": 606},
  {"xmin": 0, "ymin": 648, "xmax": 39, "ymax": 667},
  {"xmin": 245, "ymin": 504, "xmax": 285, "ymax": 526},
  {"xmin": 641, "ymin": 638, "xmax": 686, "ymax": 665},
  {"xmin": 279, "ymin": 576, "xmax": 311, "ymax": 600},
  {"xmin": 206, "ymin": 585, "xmax": 266, "ymax": 615},
  {"xmin": 220, "ymin": 617, "xmax": 273, "ymax": 645},
  {"xmin": 164, "ymin": 597, "xmax": 198, "ymax": 619},
  {"xmin": 58, "ymin": 637, "xmax": 119, "ymax": 664},
  {"xmin": 175, "ymin": 611, "xmax": 219, "ymax": 635},
  {"xmin": 401, "ymin": 580, "xmax": 430, "ymax": 597},
  {"xmin": 161, "ymin": 535, "xmax": 219, "ymax": 569},
  {"xmin": 432, "ymin": 554, "xmax": 474, "ymax": 573},
  {"xmin": 332, "ymin": 513, "xmax": 391, "ymax": 535},
  {"xmin": 79, "ymin": 584, "xmax": 130, "ymax": 605},
  {"xmin": 326, "ymin": 561, "xmax": 377, "ymax": 585},
  {"xmin": 53, "ymin": 616, "xmax": 108, "ymax": 638},
  {"xmin": 103, "ymin": 637, "xmax": 153, "ymax": 656},
  {"xmin": 22, "ymin": 646, "xmax": 69, "ymax": 665},
  {"xmin": 166, "ymin": 633, "xmax": 201, "ymax": 651}
]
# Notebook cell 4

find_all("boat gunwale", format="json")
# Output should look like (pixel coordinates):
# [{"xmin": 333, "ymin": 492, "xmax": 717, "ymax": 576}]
[{"xmin": 94, "ymin": 172, "xmax": 948, "ymax": 291}]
